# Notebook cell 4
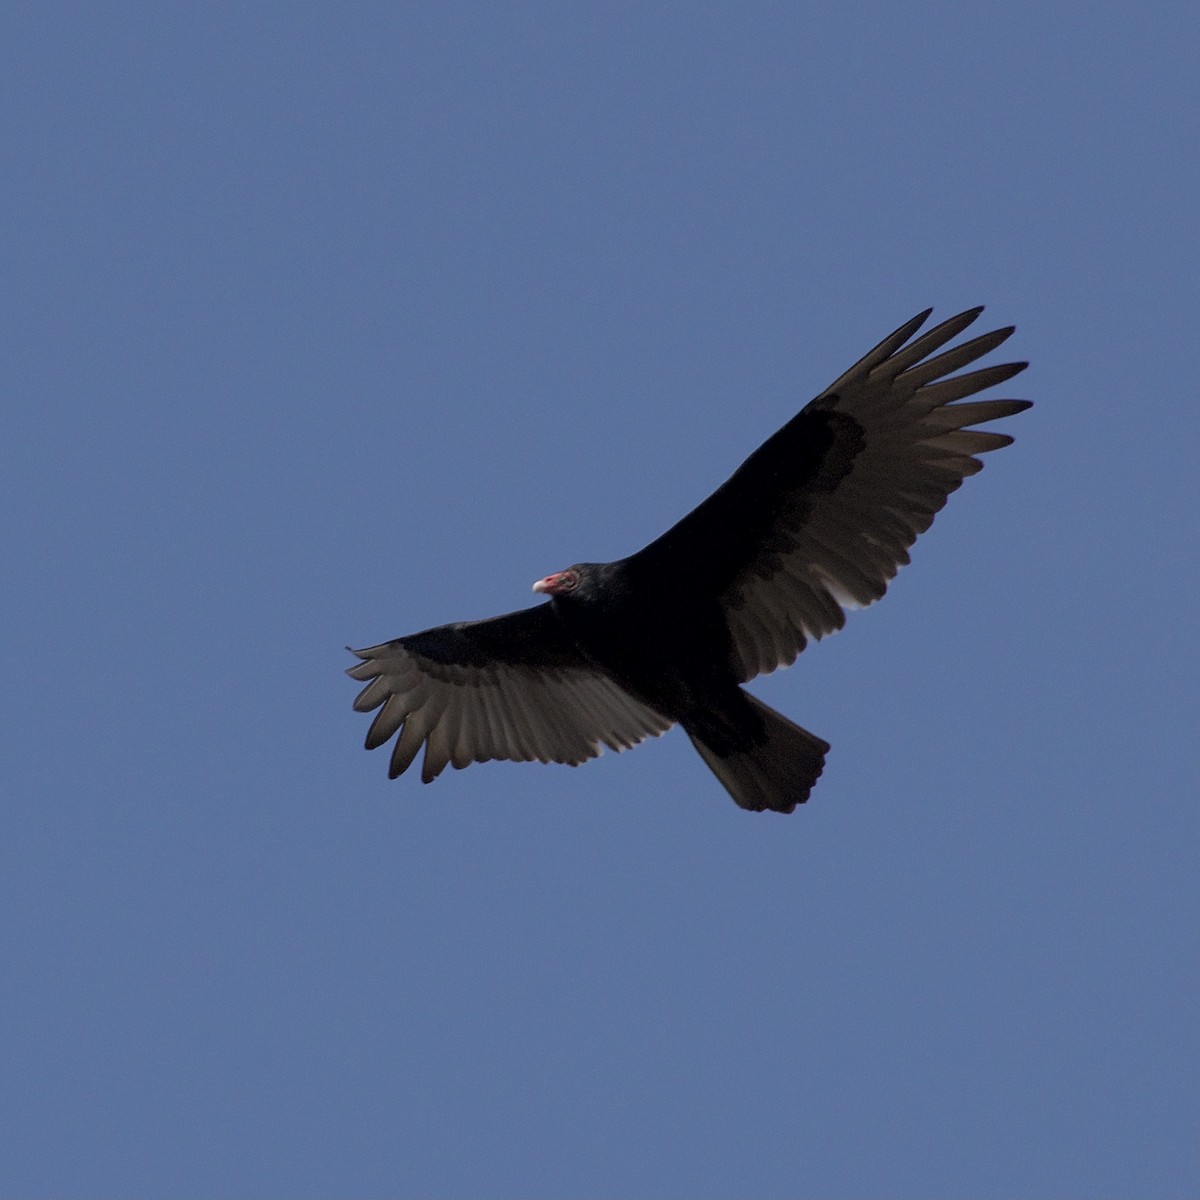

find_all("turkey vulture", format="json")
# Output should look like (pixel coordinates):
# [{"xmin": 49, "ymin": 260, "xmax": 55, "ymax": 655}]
[{"xmin": 348, "ymin": 307, "xmax": 1030, "ymax": 812}]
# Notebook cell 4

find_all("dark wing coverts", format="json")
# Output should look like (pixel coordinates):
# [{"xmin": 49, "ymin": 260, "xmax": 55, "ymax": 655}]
[
  {"xmin": 348, "ymin": 604, "xmax": 672, "ymax": 782},
  {"xmin": 627, "ymin": 307, "xmax": 1030, "ymax": 682}
]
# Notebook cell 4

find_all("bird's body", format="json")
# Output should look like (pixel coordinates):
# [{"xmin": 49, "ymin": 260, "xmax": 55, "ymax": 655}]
[
  {"xmin": 547, "ymin": 562, "xmax": 736, "ymax": 718},
  {"xmin": 348, "ymin": 307, "xmax": 1031, "ymax": 811}
]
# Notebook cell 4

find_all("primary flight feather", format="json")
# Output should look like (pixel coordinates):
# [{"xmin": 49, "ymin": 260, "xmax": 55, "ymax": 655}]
[{"xmin": 348, "ymin": 307, "xmax": 1030, "ymax": 812}]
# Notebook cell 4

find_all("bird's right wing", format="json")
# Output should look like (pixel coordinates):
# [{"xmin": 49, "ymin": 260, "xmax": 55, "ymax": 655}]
[{"xmin": 347, "ymin": 603, "xmax": 672, "ymax": 782}]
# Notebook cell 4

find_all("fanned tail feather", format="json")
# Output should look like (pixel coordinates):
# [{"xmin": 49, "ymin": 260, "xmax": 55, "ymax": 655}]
[{"xmin": 686, "ymin": 693, "xmax": 830, "ymax": 813}]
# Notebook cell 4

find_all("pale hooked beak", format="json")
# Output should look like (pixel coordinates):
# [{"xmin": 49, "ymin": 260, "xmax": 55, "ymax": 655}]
[{"xmin": 532, "ymin": 571, "xmax": 572, "ymax": 595}]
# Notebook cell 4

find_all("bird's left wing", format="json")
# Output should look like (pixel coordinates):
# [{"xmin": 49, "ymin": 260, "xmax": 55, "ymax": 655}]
[
  {"xmin": 347, "ymin": 603, "xmax": 672, "ymax": 782},
  {"xmin": 626, "ymin": 307, "xmax": 1031, "ymax": 681}
]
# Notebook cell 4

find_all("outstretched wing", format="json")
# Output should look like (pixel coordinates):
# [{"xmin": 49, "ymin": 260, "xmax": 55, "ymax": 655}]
[
  {"xmin": 347, "ymin": 603, "xmax": 672, "ymax": 782},
  {"xmin": 627, "ymin": 307, "xmax": 1031, "ymax": 681}
]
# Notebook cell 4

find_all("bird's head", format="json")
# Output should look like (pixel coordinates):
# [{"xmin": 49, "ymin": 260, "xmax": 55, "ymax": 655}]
[{"xmin": 531, "ymin": 567, "xmax": 582, "ymax": 597}]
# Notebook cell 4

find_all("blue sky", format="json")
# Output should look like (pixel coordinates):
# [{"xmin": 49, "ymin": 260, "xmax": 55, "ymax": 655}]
[{"xmin": 3, "ymin": 3, "xmax": 1197, "ymax": 1197}]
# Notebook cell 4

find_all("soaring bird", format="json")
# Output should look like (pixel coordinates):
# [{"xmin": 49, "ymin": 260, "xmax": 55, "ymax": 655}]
[{"xmin": 348, "ymin": 307, "xmax": 1030, "ymax": 812}]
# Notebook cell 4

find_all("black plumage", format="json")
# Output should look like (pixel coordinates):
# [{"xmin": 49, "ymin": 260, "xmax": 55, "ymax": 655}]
[{"xmin": 348, "ymin": 307, "xmax": 1030, "ymax": 811}]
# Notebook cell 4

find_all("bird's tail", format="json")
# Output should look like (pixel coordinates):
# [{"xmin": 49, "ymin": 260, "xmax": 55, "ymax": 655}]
[{"xmin": 686, "ymin": 693, "xmax": 830, "ymax": 814}]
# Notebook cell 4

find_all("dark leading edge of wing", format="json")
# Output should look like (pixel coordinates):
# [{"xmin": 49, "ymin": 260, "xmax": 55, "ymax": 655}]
[{"xmin": 625, "ymin": 307, "xmax": 1030, "ymax": 681}]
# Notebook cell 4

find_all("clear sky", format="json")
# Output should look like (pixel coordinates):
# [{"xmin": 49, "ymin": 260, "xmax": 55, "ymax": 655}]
[{"xmin": 3, "ymin": 3, "xmax": 1197, "ymax": 1198}]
